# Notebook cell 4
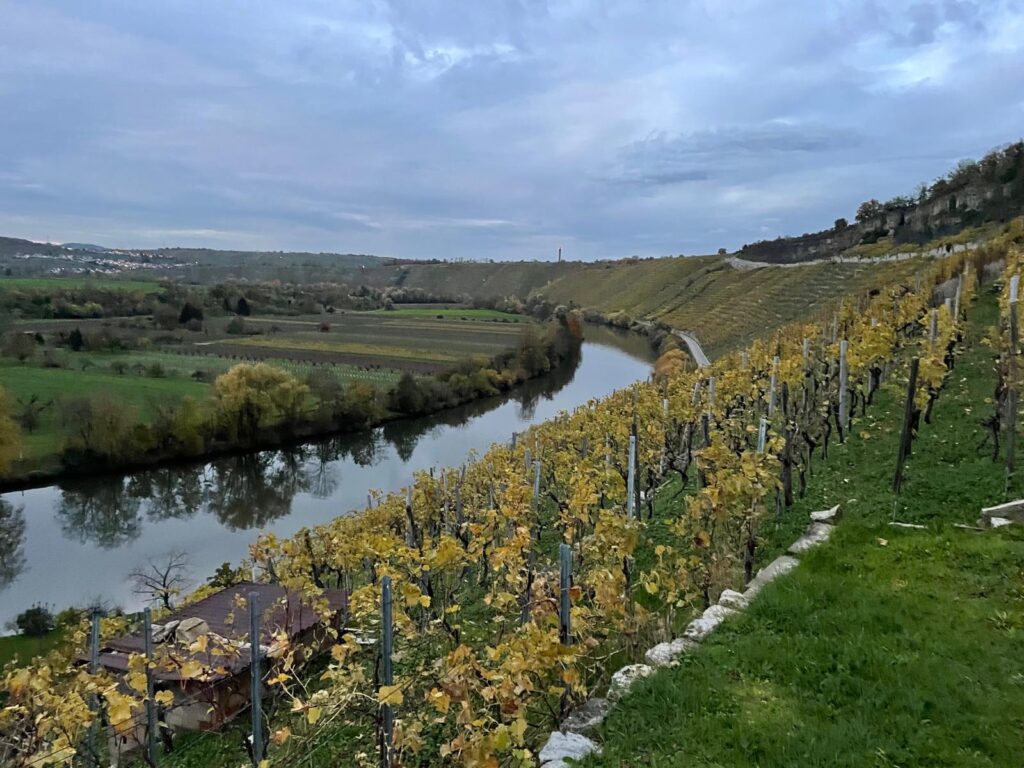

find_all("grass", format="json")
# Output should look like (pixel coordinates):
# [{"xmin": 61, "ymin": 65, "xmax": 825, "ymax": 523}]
[
  {"xmin": 0, "ymin": 630, "xmax": 66, "ymax": 669},
  {"xmin": 0, "ymin": 362, "xmax": 209, "ymax": 463},
  {"xmin": 582, "ymin": 289, "xmax": 1024, "ymax": 767},
  {"xmin": 0, "ymin": 277, "xmax": 162, "ymax": 293}
]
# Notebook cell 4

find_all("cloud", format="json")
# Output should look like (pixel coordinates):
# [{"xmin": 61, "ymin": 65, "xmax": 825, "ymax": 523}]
[{"xmin": 0, "ymin": 0, "xmax": 1022, "ymax": 259}]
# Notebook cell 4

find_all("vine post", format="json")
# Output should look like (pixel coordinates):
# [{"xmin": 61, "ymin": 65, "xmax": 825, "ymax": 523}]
[
  {"xmin": 559, "ymin": 544, "xmax": 572, "ymax": 645},
  {"xmin": 143, "ymin": 607, "xmax": 156, "ymax": 767},
  {"xmin": 626, "ymin": 434, "xmax": 637, "ymax": 518},
  {"xmin": 768, "ymin": 356, "xmax": 779, "ymax": 417},
  {"xmin": 893, "ymin": 357, "xmax": 920, "ymax": 494},
  {"xmin": 249, "ymin": 592, "xmax": 263, "ymax": 768},
  {"xmin": 1007, "ymin": 275, "xmax": 1019, "ymax": 480},
  {"xmin": 86, "ymin": 608, "xmax": 101, "ymax": 767},
  {"xmin": 380, "ymin": 576, "xmax": 394, "ymax": 768},
  {"xmin": 839, "ymin": 339, "xmax": 849, "ymax": 437}
]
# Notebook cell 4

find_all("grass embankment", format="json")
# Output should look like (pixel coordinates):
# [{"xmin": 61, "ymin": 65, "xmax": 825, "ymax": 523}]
[{"xmin": 584, "ymin": 290, "xmax": 1024, "ymax": 767}]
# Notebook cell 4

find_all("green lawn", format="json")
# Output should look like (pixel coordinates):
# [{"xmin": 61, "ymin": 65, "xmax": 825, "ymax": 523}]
[
  {"xmin": 583, "ymin": 289, "xmax": 1024, "ymax": 767},
  {"xmin": 0, "ymin": 630, "xmax": 66, "ymax": 669},
  {"xmin": 0, "ymin": 362, "xmax": 209, "ymax": 462},
  {"xmin": 0, "ymin": 277, "xmax": 163, "ymax": 293}
]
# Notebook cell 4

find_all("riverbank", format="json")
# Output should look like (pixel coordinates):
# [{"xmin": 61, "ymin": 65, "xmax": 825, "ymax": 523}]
[
  {"xmin": 0, "ymin": 316, "xmax": 586, "ymax": 493},
  {"xmin": 584, "ymin": 290, "xmax": 1024, "ymax": 767}
]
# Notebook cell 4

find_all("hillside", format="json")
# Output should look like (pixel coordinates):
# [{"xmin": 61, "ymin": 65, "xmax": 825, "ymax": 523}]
[
  {"xmin": 539, "ymin": 255, "xmax": 925, "ymax": 353},
  {"xmin": 739, "ymin": 140, "xmax": 1024, "ymax": 263}
]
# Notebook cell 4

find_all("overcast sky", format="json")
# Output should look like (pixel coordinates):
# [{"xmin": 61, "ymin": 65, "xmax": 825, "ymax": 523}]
[{"xmin": 1, "ymin": 1, "xmax": 1023, "ymax": 260}]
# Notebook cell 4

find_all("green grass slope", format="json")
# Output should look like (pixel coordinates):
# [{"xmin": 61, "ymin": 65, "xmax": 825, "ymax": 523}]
[{"xmin": 583, "ymin": 290, "xmax": 1024, "ymax": 767}]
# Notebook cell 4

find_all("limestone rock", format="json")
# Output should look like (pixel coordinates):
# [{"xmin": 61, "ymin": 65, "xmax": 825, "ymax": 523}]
[
  {"xmin": 744, "ymin": 555, "xmax": 799, "ymax": 599},
  {"xmin": 682, "ymin": 604, "xmax": 737, "ymax": 642},
  {"xmin": 810, "ymin": 503, "xmax": 841, "ymax": 525},
  {"xmin": 561, "ymin": 698, "xmax": 610, "ymax": 735},
  {"xmin": 644, "ymin": 637, "xmax": 699, "ymax": 667},
  {"xmin": 990, "ymin": 516, "xmax": 1014, "ymax": 528},
  {"xmin": 788, "ymin": 522, "xmax": 833, "ymax": 555},
  {"xmin": 539, "ymin": 731, "xmax": 600, "ymax": 765},
  {"xmin": 608, "ymin": 663, "xmax": 653, "ymax": 701},
  {"xmin": 717, "ymin": 589, "xmax": 749, "ymax": 611}
]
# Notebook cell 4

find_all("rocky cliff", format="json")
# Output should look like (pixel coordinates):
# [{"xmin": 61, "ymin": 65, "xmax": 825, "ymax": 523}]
[{"xmin": 740, "ymin": 141, "xmax": 1024, "ymax": 263}]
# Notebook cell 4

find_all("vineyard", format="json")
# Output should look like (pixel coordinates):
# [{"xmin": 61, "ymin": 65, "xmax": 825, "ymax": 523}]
[
  {"xmin": 540, "ymin": 255, "xmax": 927, "ymax": 354},
  {"xmin": 1, "ymin": 242, "xmax": 1015, "ymax": 768}
]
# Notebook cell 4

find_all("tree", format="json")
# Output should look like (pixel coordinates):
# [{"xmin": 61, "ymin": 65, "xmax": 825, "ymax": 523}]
[
  {"xmin": 153, "ymin": 304, "xmax": 179, "ymax": 330},
  {"xmin": 834, "ymin": 217, "xmax": 848, "ymax": 231},
  {"xmin": 855, "ymin": 199, "xmax": 882, "ymax": 222},
  {"xmin": 129, "ymin": 551, "xmax": 191, "ymax": 610},
  {"xmin": 717, "ymin": 247, "xmax": 727, "ymax": 256},
  {"xmin": 0, "ymin": 387, "xmax": 22, "ymax": 477},
  {"xmin": 236, "ymin": 296, "xmax": 251, "ymax": 316},
  {"xmin": 59, "ymin": 394, "xmax": 142, "ymax": 462},
  {"xmin": 212, "ymin": 363, "xmax": 310, "ymax": 441},
  {"xmin": 15, "ymin": 395, "xmax": 50, "ymax": 434},
  {"xmin": 15, "ymin": 605, "xmax": 54, "ymax": 637},
  {"xmin": 2, "ymin": 332, "xmax": 36, "ymax": 362},
  {"xmin": 208, "ymin": 561, "xmax": 246, "ymax": 589},
  {"xmin": 178, "ymin": 302, "xmax": 204, "ymax": 325},
  {"xmin": 389, "ymin": 372, "xmax": 425, "ymax": 414},
  {"xmin": 67, "ymin": 327, "xmax": 84, "ymax": 352}
]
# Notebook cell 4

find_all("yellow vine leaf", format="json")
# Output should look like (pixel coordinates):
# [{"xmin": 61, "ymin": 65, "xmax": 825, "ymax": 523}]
[{"xmin": 378, "ymin": 684, "xmax": 404, "ymax": 706}]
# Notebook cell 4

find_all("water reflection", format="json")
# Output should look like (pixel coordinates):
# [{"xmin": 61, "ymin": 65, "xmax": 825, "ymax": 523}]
[
  {"xmin": 0, "ymin": 501, "xmax": 25, "ymax": 590},
  {"xmin": 0, "ymin": 329, "xmax": 652, "ymax": 626},
  {"xmin": 57, "ymin": 479, "xmax": 144, "ymax": 548}
]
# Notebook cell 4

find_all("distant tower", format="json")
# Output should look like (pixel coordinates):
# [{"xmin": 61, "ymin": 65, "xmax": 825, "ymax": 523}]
[{"xmin": 557, "ymin": 247, "xmax": 562, "ymax": 263}]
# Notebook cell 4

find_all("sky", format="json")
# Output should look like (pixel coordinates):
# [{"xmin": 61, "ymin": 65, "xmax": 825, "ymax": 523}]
[{"xmin": 1, "ymin": 1, "xmax": 1023, "ymax": 261}]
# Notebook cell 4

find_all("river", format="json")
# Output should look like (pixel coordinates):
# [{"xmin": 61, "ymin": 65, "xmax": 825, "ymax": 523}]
[{"xmin": 0, "ymin": 327, "xmax": 652, "ymax": 629}]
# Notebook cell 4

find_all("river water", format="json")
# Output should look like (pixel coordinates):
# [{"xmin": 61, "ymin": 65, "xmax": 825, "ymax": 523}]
[{"xmin": 0, "ymin": 327, "xmax": 652, "ymax": 629}]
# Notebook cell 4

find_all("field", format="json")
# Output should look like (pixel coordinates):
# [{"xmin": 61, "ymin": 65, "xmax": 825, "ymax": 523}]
[
  {"xmin": 203, "ymin": 312, "xmax": 533, "ymax": 373},
  {"xmin": 584, "ymin": 291, "xmax": 1024, "ymax": 767},
  {"xmin": 0, "ymin": 308, "xmax": 536, "ymax": 476},
  {"xmin": 0, "ymin": 362, "xmax": 210, "ymax": 462},
  {"xmin": 0, "ymin": 277, "xmax": 162, "ymax": 293},
  {"xmin": 369, "ymin": 307, "xmax": 529, "ymax": 322}
]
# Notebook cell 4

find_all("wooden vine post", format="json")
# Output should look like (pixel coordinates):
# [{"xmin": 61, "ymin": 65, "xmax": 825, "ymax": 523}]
[
  {"xmin": 893, "ymin": 357, "xmax": 920, "ymax": 494},
  {"xmin": 1008, "ymin": 274, "xmax": 1019, "ymax": 480}
]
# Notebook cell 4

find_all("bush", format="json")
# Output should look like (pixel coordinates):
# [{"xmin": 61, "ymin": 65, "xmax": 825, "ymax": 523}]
[
  {"xmin": 148, "ymin": 363, "xmax": 166, "ymax": 378},
  {"xmin": 16, "ymin": 605, "xmax": 55, "ymax": 637}
]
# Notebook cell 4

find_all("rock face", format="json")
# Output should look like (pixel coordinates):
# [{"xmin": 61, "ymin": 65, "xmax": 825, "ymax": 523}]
[
  {"xmin": 608, "ymin": 664, "xmax": 653, "ymax": 701},
  {"xmin": 744, "ymin": 555, "xmax": 799, "ymax": 599},
  {"xmin": 561, "ymin": 698, "xmax": 610, "ymax": 735},
  {"xmin": 539, "ymin": 731, "xmax": 600, "ymax": 765},
  {"xmin": 788, "ymin": 522, "xmax": 834, "ymax": 555}
]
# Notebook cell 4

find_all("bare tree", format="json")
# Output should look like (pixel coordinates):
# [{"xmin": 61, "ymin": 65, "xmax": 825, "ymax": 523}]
[{"xmin": 129, "ymin": 551, "xmax": 192, "ymax": 611}]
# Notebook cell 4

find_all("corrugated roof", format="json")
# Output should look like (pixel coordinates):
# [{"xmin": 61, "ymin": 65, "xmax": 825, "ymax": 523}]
[{"xmin": 87, "ymin": 583, "xmax": 347, "ymax": 683}]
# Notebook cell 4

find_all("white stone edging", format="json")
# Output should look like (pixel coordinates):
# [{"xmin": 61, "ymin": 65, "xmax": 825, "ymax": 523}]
[{"xmin": 537, "ymin": 503, "xmax": 842, "ymax": 767}]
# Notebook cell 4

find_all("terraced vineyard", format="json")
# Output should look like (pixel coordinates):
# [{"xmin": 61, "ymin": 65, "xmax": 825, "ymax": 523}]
[{"xmin": 541, "ymin": 256, "xmax": 925, "ymax": 354}]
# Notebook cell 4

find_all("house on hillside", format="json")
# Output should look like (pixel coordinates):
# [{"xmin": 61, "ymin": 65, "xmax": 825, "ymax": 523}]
[{"xmin": 85, "ymin": 582, "xmax": 347, "ymax": 761}]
